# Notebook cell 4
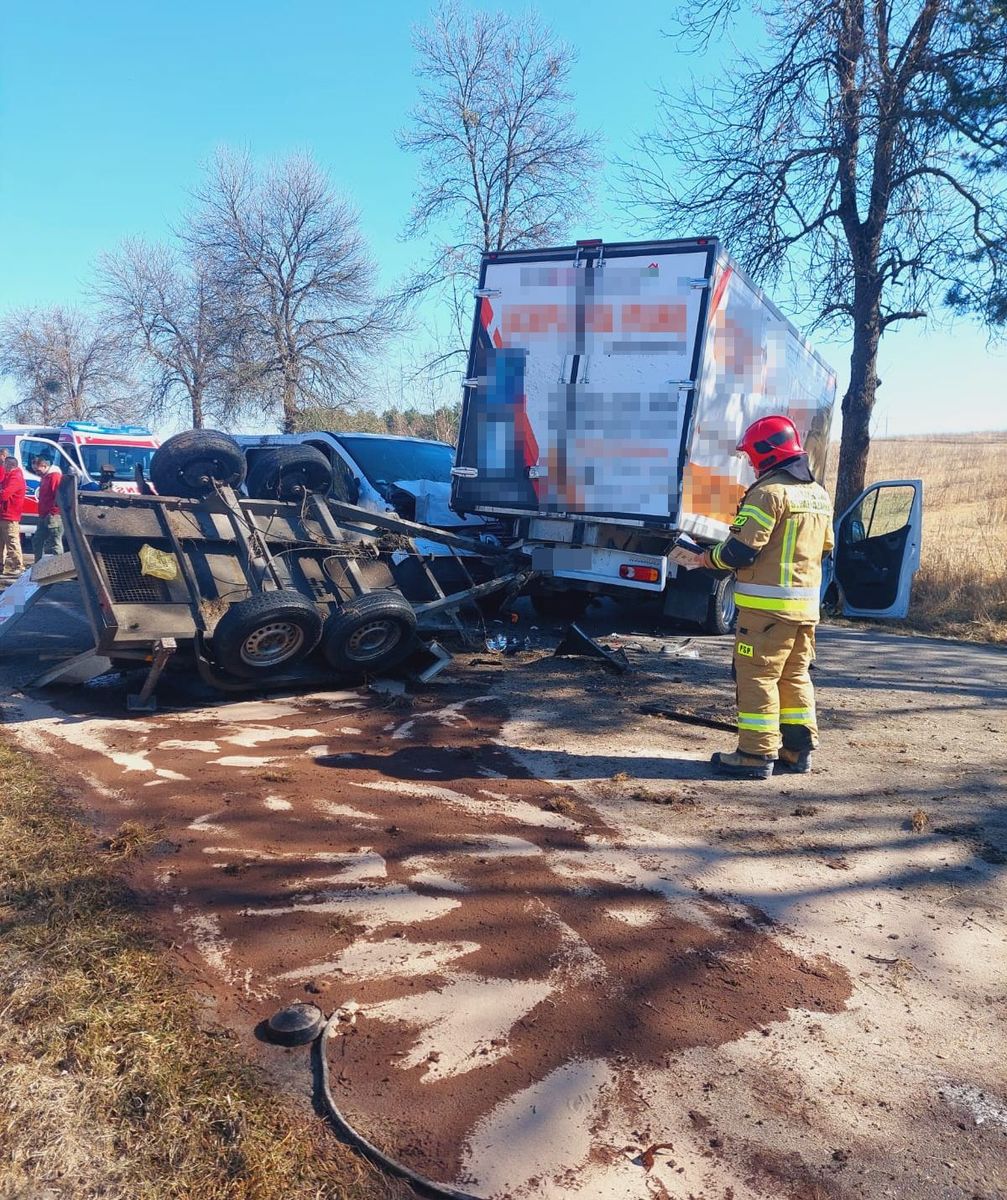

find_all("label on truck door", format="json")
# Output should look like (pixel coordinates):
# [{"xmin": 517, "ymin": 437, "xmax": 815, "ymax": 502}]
[{"xmin": 454, "ymin": 243, "xmax": 713, "ymax": 525}]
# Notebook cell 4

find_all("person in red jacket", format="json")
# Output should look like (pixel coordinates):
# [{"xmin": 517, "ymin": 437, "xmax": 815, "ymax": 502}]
[
  {"xmin": 31, "ymin": 455, "xmax": 64, "ymax": 560},
  {"xmin": 0, "ymin": 449, "xmax": 27, "ymax": 575}
]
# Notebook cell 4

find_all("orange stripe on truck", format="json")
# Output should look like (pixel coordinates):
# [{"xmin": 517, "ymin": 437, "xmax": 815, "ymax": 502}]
[
  {"xmin": 621, "ymin": 303, "xmax": 687, "ymax": 334},
  {"xmin": 503, "ymin": 304, "xmax": 569, "ymax": 335}
]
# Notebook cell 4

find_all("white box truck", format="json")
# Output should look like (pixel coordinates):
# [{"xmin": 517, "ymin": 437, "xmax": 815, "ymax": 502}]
[{"xmin": 452, "ymin": 237, "xmax": 921, "ymax": 629}]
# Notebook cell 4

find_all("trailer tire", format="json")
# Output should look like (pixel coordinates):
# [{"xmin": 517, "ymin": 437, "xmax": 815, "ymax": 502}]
[
  {"xmin": 530, "ymin": 588, "xmax": 592, "ymax": 622},
  {"xmin": 212, "ymin": 590, "xmax": 322, "ymax": 677},
  {"xmin": 704, "ymin": 576, "xmax": 737, "ymax": 636},
  {"xmin": 150, "ymin": 430, "xmax": 246, "ymax": 498},
  {"xmin": 245, "ymin": 445, "xmax": 333, "ymax": 502},
  {"xmin": 321, "ymin": 592, "xmax": 417, "ymax": 674}
]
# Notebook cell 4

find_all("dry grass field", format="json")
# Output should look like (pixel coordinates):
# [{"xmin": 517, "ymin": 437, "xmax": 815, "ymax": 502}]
[
  {"xmin": 825, "ymin": 432, "xmax": 1007, "ymax": 642},
  {"xmin": 0, "ymin": 741, "xmax": 403, "ymax": 1200}
]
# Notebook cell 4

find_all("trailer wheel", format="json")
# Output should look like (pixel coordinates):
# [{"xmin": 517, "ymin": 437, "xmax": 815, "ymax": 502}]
[
  {"xmin": 321, "ymin": 592, "xmax": 417, "ymax": 674},
  {"xmin": 530, "ymin": 588, "xmax": 592, "ymax": 621},
  {"xmin": 704, "ymin": 576, "xmax": 737, "ymax": 635},
  {"xmin": 212, "ymin": 590, "xmax": 323, "ymax": 677},
  {"xmin": 245, "ymin": 445, "xmax": 334, "ymax": 502},
  {"xmin": 150, "ymin": 430, "xmax": 246, "ymax": 498}
]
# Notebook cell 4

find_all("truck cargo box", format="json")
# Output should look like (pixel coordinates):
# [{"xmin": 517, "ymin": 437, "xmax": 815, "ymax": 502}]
[{"xmin": 452, "ymin": 238, "xmax": 836, "ymax": 544}]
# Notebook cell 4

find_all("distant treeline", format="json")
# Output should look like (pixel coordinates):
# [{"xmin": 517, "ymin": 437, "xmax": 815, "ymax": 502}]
[{"xmin": 291, "ymin": 403, "xmax": 461, "ymax": 443}]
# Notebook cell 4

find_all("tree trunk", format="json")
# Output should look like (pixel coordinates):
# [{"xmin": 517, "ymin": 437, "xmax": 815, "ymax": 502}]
[
  {"xmin": 281, "ymin": 373, "xmax": 298, "ymax": 434},
  {"xmin": 834, "ymin": 283, "xmax": 882, "ymax": 516},
  {"xmin": 189, "ymin": 387, "xmax": 205, "ymax": 430}
]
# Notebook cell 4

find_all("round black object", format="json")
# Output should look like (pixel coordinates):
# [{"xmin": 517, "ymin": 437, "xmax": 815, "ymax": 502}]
[
  {"xmin": 266, "ymin": 1002, "xmax": 324, "ymax": 1047},
  {"xmin": 245, "ymin": 445, "xmax": 333, "ymax": 502},
  {"xmin": 321, "ymin": 591, "xmax": 417, "ymax": 674},
  {"xmin": 704, "ymin": 575, "xmax": 737, "ymax": 635},
  {"xmin": 149, "ymin": 429, "xmax": 246, "ymax": 498},
  {"xmin": 212, "ymin": 589, "xmax": 323, "ymax": 677},
  {"xmin": 529, "ymin": 587, "xmax": 592, "ymax": 621}
]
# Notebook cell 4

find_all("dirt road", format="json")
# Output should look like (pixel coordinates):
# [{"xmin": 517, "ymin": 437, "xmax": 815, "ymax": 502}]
[{"xmin": 1, "ymin": 597, "xmax": 1004, "ymax": 1200}]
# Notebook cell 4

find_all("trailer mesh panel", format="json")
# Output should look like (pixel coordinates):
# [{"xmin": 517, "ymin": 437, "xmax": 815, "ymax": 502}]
[{"xmin": 99, "ymin": 549, "xmax": 171, "ymax": 604}]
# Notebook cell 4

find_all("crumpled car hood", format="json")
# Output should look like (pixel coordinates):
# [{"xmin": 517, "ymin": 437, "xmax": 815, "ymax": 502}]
[{"xmin": 390, "ymin": 479, "xmax": 484, "ymax": 527}]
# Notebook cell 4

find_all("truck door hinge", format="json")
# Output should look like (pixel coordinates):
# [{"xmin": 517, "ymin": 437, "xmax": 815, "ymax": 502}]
[
  {"xmin": 473, "ymin": 288, "xmax": 501, "ymax": 298},
  {"xmin": 688, "ymin": 278, "xmax": 711, "ymax": 289}
]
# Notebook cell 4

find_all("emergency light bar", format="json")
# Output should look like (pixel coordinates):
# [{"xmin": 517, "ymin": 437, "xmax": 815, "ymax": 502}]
[{"xmin": 64, "ymin": 421, "xmax": 154, "ymax": 436}]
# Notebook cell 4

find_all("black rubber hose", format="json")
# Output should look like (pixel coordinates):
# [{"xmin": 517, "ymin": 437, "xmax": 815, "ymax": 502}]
[{"xmin": 314, "ymin": 1011, "xmax": 486, "ymax": 1200}]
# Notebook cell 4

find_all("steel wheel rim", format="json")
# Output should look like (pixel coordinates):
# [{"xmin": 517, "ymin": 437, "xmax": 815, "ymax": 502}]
[
  {"xmin": 240, "ymin": 621, "xmax": 305, "ymax": 666},
  {"xmin": 345, "ymin": 619, "xmax": 403, "ymax": 662},
  {"xmin": 181, "ymin": 457, "xmax": 224, "ymax": 488}
]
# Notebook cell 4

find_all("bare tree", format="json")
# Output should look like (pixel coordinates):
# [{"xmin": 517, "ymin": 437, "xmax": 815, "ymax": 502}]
[
  {"xmin": 625, "ymin": 0, "xmax": 1007, "ymax": 512},
  {"xmin": 99, "ymin": 239, "xmax": 253, "ymax": 430},
  {"xmin": 188, "ymin": 151, "xmax": 392, "ymax": 433},
  {"xmin": 0, "ymin": 306, "xmax": 138, "ymax": 426},
  {"xmin": 399, "ymin": 3, "xmax": 599, "ymax": 368}
]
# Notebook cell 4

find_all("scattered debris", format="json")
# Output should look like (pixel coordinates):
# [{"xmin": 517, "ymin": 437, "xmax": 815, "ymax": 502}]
[
  {"xmin": 369, "ymin": 678, "xmax": 407, "ymax": 697},
  {"xmin": 636, "ymin": 1142, "xmax": 675, "ymax": 1171},
  {"xmin": 639, "ymin": 703, "xmax": 736, "ymax": 732},
  {"xmin": 102, "ymin": 820, "xmax": 164, "ymax": 860},
  {"xmin": 910, "ymin": 808, "xmax": 931, "ymax": 833},
  {"xmin": 540, "ymin": 794, "xmax": 577, "ymax": 815},
  {"xmin": 265, "ymin": 1002, "xmax": 324, "ymax": 1046},
  {"xmin": 553, "ymin": 623, "xmax": 631, "ymax": 673}
]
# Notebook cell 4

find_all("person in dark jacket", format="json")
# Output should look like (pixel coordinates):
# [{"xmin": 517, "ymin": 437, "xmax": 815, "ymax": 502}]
[
  {"xmin": 31, "ymin": 455, "xmax": 64, "ymax": 560},
  {"xmin": 0, "ymin": 450, "xmax": 27, "ymax": 575}
]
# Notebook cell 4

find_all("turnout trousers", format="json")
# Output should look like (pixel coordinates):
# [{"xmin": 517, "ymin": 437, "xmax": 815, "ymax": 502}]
[{"xmin": 733, "ymin": 616, "xmax": 818, "ymax": 757}]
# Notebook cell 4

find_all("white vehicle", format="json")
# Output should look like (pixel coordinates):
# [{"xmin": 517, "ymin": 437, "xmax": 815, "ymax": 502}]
[
  {"xmin": 232, "ymin": 431, "xmax": 485, "ymax": 529},
  {"xmin": 0, "ymin": 421, "xmax": 159, "ymax": 534},
  {"xmin": 452, "ymin": 237, "xmax": 921, "ymax": 629}
]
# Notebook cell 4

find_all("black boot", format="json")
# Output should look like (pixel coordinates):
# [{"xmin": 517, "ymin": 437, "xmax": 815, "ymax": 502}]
[
  {"xmin": 775, "ymin": 747, "xmax": 812, "ymax": 774},
  {"xmin": 778, "ymin": 725, "xmax": 815, "ymax": 774},
  {"xmin": 711, "ymin": 750, "xmax": 775, "ymax": 780}
]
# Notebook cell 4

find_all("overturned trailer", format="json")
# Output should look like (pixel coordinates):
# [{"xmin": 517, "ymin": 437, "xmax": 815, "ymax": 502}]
[{"xmin": 1, "ymin": 431, "xmax": 527, "ymax": 707}]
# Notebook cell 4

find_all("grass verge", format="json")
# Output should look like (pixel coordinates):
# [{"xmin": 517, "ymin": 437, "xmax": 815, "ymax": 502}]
[
  {"xmin": 0, "ymin": 739, "xmax": 401, "ymax": 1200},
  {"xmin": 826, "ymin": 433, "xmax": 1007, "ymax": 643}
]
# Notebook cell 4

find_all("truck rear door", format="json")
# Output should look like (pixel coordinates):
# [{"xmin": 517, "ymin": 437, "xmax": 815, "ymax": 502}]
[
  {"xmin": 453, "ymin": 240, "xmax": 715, "ymax": 525},
  {"xmin": 833, "ymin": 480, "xmax": 923, "ymax": 618}
]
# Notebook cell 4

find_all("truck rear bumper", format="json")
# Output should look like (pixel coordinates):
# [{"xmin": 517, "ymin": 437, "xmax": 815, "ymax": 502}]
[{"xmin": 528, "ymin": 543, "xmax": 667, "ymax": 592}]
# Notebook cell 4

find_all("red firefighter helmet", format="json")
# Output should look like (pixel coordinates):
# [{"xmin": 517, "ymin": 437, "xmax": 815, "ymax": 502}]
[{"xmin": 736, "ymin": 415, "xmax": 803, "ymax": 475}]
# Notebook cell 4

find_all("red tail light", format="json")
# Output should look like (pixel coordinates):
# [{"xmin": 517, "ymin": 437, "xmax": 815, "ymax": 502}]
[{"xmin": 620, "ymin": 564, "xmax": 660, "ymax": 583}]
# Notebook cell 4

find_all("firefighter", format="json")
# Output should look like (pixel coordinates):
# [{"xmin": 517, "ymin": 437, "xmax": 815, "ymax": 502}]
[{"xmin": 695, "ymin": 415, "xmax": 834, "ymax": 779}]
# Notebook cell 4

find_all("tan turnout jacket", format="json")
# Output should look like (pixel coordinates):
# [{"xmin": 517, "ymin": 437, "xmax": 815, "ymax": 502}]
[{"xmin": 710, "ymin": 468, "xmax": 834, "ymax": 623}]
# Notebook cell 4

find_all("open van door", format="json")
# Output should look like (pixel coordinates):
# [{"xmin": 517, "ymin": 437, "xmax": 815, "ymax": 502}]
[{"xmin": 834, "ymin": 480, "xmax": 923, "ymax": 618}]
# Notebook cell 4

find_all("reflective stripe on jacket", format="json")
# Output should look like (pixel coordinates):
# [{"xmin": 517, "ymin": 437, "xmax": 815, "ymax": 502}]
[{"xmin": 710, "ymin": 467, "xmax": 834, "ymax": 624}]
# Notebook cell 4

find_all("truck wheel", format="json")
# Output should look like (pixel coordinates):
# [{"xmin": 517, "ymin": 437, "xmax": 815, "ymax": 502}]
[
  {"xmin": 150, "ymin": 430, "xmax": 246, "ymax": 498},
  {"xmin": 245, "ymin": 446, "xmax": 333, "ymax": 502},
  {"xmin": 321, "ymin": 592, "xmax": 417, "ymax": 674},
  {"xmin": 704, "ymin": 576, "xmax": 737, "ymax": 635},
  {"xmin": 530, "ymin": 588, "xmax": 592, "ymax": 622},
  {"xmin": 212, "ymin": 589, "xmax": 322, "ymax": 677}
]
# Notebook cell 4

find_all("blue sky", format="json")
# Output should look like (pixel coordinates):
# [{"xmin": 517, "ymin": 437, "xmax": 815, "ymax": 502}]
[{"xmin": 1, "ymin": 0, "xmax": 1004, "ymax": 436}]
